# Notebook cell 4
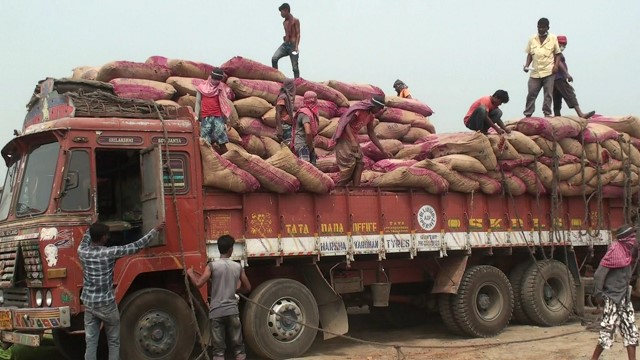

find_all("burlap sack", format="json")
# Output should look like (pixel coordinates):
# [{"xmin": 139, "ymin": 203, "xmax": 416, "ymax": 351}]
[
  {"xmin": 558, "ymin": 163, "xmax": 583, "ymax": 181},
  {"xmin": 413, "ymin": 160, "xmax": 479, "ymax": 193},
  {"xmin": 499, "ymin": 155, "xmax": 536, "ymax": 171},
  {"xmin": 601, "ymin": 138, "xmax": 625, "ymax": 161},
  {"xmin": 262, "ymin": 137, "xmax": 282, "ymax": 157},
  {"xmin": 378, "ymin": 108, "xmax": 434, "ymax": 132},
  {"xmin": 293, "ymin": 97, "xmax": 339, "ymax": 118},
  {"xmin": 237, "ymin": 118, "xmax": 277, "ymax": 139},
  {"xmin": 97, "ymin": 61, "xmax": 172, "ymax": 82},
  {"xmin": 539, "ymin": 154, "xmax": 581, "ymax": 167},
  {"xmin": 166, "ymin": 76, "xmax": 205, "ymax": 96},
  {"xmin": 584, "ymin": 143, "xmax": 610, "ymax": 164},
  {"xmin": 234, "ymin": 97, "xmax": 273, "ymax": 118},
  {"xmin": 531, "ymin": 136, "xmax": 563, "ymax": 158},
  {"xmin": 567, "ymin": 166, "xmax": 597, "ymax": 186},
  {"xmin": 394, "ymin": 142, "xmax": 434, "ymax": 161},
  {"xmin": 325, "ymin": 80, "xmax": 384, "ymax": 101},
  {"xmin": 227, "ymin": 77, "xmax": 281, "ymax": 104},
  {"xmin": 505, "ymin": 131, "xmax": 543, "ymax": 156},
  {"xmin": 199, "ymin": 139, "xmax": 260, "ymax": 192},
  {"xmin": 586, "ymin": 170, "xmax": 619, "ymax": 188},
  {"xmin": 372, "ymin": 159, "xmax": 418, "ymax": 173},
  {"xmin": 485, "ymin": 171, "xmax": 527, "ymax": 196},
  {"xmin": 434, "ymin": 154, "xmax": 487, "ymax": 174},
  {"xmin": 590, "ymin": 115, "xmax": 640, "ymax": 139},
  {"xmin": 223, "ymin": 149, "xmax": 300, "ymax": 193},
  {"xmin": 227, "ymin": 127, "xmax": 242, "ymax": 144},
  {"xmin": 155, "ymin": 99, "xmax": 181, "ymax": 108},
  {"xmin": 371, "ymin": 167, "xmax": 448, "ymax": 194},
  {"xmin": 528, "ymin": 162, "xmax": 553, "ymax": 189},
  {"xmin": 221, "ymin": 56, "xmax": 286, "ymax": 82},
  {"xmin": 361, "ymin": 140, "xmax": 404, "ymax": 161},
  {"xmin": 384, "ymin": 96, "xmax": 434, "ymax": 117},
  {"xmin": 360, "ymin": 170, "xmax": 385, "ymax": 185},
  {"xmin": 71, "ymin": 66, "xmax": 99, "ymax": 80},
  {"xmin": 313, "ymin": 136, "xmax": 335, "ymax": 151},
  {"xmin": 316, "ymin": 156, "xmax": 339, "ymax": 173},
  {"xmin": 267, "ymin": 145, "xmax": 335, "ymax": 193},
  {"xmin": 294, "ymin": 78, "xmax": 349, "ymax": 107},
  {"xmin": 167, "ymin": 59, "xmax": 214, "ymax": 79},
  {"xmin": 513, "ymin": 167, "xmax": 546, "ymax": 195},
  {"xmin": 242, "ymin": 135, "xmax": 267, "ymax": 158},
  {"xmin": 401, "ymin": 127, "xmax": 432, "ymax": 143},
  {"xmin": 488, "ymin": 135, "xmax": 520, "ymax": 160},
  {"xmin": 109, "ymin": 78, "xmax": 176, "ymax": 101},
  {"xmin": 462, "ymin": 172, "xmax": 502, "ymax": 195},
  {"xmin": 177, "ymin": 95, "xmax": 196, "ymax": 109},
  {"xmin": 318, "ymin": 119, "xmax": 339, "ymax": 138},
  {"xmin": 548, "ymin": 116, "xmax": 588, "ymax": 139},
  {"xmin": 559, "ymin": 138, "xmax": 584, "ymax": 158},
  {"xmin": 581, "ymin": 123, "xmax": 619, "ymax": 144},
  {"xmin": 558, "ymin": 181, "xmax": 595, "ymax": 196},
  {"xmin": 374, "ymin": 122, "xmax": 411, "ymax": 140},
  {"xmin": 145, "ymin": 56, "xmax": 168, "ymax": 67},
  {"xmin": 429, "ymin": 132, "xmax": 498, "ymax": 170},
  {"xmin": 620, "ymin": 134, "xmax": 640, "ymax": 167}
]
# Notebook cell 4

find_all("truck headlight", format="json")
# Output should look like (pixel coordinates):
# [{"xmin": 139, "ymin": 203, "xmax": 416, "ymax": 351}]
[
  {"xmin": 35, "ymin": 290, "xmax": 43, "ymax": 307},
  {"xmin": 45, "ymin": 290, "xmax": 53, "ymax": 307}
]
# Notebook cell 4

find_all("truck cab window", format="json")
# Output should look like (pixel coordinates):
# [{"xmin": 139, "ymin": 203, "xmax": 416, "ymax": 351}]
[
  {"xmin": 0, "ymin": 160, "xmax": 20, "ymax": 220},
  {"xmin": 60, "ymin": 150, "xmax": 91, "ymax": 211},
  {"xmin": 16, "ymin": 142, "xmax": 59, "ymax": 216}
]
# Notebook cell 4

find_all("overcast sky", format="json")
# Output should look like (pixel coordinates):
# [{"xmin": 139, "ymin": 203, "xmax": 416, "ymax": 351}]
[{"xmin": 1, "ymin": 0, "xmax": 638, "ymax": 175}]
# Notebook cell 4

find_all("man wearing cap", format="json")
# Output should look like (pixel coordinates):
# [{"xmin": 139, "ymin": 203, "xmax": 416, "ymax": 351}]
[
  {"xmin": 272, "ymin": 3, "xmax": 301, "ymax": 78},
  {"xmin": 290, "ymin": 91, "xmax": 319, "ymax": 164},
  {"xmin": 332, "ymin": 96, "xmax": 392, "ymax": 186},
  {"xmin": 591, "ymin": 224, "xmax": 639, "ymax": 360},
  {"xmin": 393, "ymin": 80, "xmax": 412, "ymax": 99},
  {"xmin": 553, "ymin": 35, "xmax": 595, "ymax": 119},
  {"xmin": 195, "ymin": 68, "xmax": 235, "ymax": 154},
  {"xmin": 523, "ymin": 17, "xmax": 561, "ymax": 118}
]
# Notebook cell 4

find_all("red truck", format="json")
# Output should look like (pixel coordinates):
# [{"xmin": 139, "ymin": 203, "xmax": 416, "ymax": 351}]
[{"xmin": 0, "ymin": 80, "xmax": 627, "ymax": 359}]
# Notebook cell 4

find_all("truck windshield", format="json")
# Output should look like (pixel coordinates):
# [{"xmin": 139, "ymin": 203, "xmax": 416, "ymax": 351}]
[
  {"xmin": 0, "ymin": 160, "xmax": 21, "ymax": 220},
  {"xmin": 16, "ymin": 142, "xmax": 60, "ymax": 216}
]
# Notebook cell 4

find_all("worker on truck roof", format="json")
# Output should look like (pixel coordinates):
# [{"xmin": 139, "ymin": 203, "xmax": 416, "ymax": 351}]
[
  {"xmin": 393, "ymin": 80, "xmax": 412, "ymax": 99},
  {"xmin": 523, "ymin": 17, "xmax": 561, "ymax": 118},
  {"xmin": 195, "ymin": 68, "xmax": 235, "ymax": 154},
  {"xmin": 290, "ymin": 91, "xmax": 319, "ymax": 165},
  {"xmin": 553, "ymin": 35, "xmax": 596, "ymax": 119},
  {"xmin": 275, "ymin": 78, "xmax": 296, "ymax": 143},
  {"xmin": 464, "ymin": 90, "xmax": 511, "ymax": 135},
  {"xmin": 591, "ymin": 224, "xmax": 639, "ymax": 360},
  {"xmin": 272, "ymin": 3, "xmax": 301, "ymax": 78},
  {"xmin": 332, "ymin": 96, "xmax": 391, "ymax": 186}
]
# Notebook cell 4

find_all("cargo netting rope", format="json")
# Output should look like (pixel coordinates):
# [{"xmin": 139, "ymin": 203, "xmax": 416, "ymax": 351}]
[{"xmin": 67, "ymin": 90, "xmax": 182, "ymax": 119}]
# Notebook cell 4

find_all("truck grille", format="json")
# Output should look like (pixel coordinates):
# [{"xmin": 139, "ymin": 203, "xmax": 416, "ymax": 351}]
[
  {"xmin": 0, "ymin": 243, "xmax": 19, "ymax": 287},
  {"xmin": 2, "ymin": 288, "xmax": 29, "ymax": 307}
]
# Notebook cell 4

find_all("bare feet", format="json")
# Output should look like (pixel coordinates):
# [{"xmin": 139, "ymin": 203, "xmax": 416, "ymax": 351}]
[{"xmin": 583, "ymin": 110, "xmax": 596, "ymax": 119}]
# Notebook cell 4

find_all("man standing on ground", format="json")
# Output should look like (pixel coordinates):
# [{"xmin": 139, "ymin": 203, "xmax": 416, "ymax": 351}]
[
  {"xmin": 275, "ymin": 78, "xmax": 296, "ymax": 142},
  {"xmin": 591, "ymin": 224, "xmax": 639, "ymax": 360},
  {"xmin": 290, "ymin": 91, "xmax": 319, "ymax": 164},
  {"xmin": 272, "ymin": 3, "xmax": 301, "ymax": 78},
  {"xmin": 464, "ymin": 90, "xmax": 511, "ymax": 135},
  {"xmin": 393, "ymin": 80, "xmax": 412, "ymax": 99},
  {"xmin": 79, "ymin": 222, "xmax": 163, "ymax": 360},
  {"xmin": 523, "ymin": 17, "xmax": 561, "ymax": 118},
  {"xmin": 553, "ymin": 35, "xmax": 596, "ymax": 119},
  {"xmin": 187, "ymin": 235, "xmax": 252, "ymax": 360},
  {"xmin": 195, "ymin": 68, "xmax": 235, "ymax": 154},
  {"xmin": 332, "ymin": 95, "xmax": 392, "ymax": 186}
]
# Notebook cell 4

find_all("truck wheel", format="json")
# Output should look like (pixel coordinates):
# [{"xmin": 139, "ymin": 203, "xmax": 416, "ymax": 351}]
[
  {"xmin": 438, "ymin": 293, "xmax": 463, "ymax": 335},
  {"xmin": 452, "ymin": 265, "xmax": 513, "ymax": 337},
  {"xmin": 242, "ymin": 279, "xmax": 319, "ymax": 359},
  {"xmin": 508, "ymin": 260, "xmax": 533, "ymax": 324},
  {"xmin": 521, "ymin": 259, "xmax": 576, "ymax": 326},
  {"xmin": 119, "ymin": 288, "xmax": 196, "ymax": 360}
]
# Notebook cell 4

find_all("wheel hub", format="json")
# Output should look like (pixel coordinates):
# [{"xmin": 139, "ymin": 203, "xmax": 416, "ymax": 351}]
[
  {"xmin": 136, "ymin": 311, "xmax": 177, "ymax": 356},
  {"xmin": 475, "ymin": 283, "xmax": 502, "ymax": 321},
  {"xmin": 268, "ymin": 298, "xmax": 304, "ymax": 342}
]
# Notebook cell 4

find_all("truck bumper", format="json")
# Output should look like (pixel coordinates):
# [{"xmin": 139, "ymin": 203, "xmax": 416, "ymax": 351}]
[{"xmin": 0, "ymin": 306, "xmax": 70, "ymax": 346}]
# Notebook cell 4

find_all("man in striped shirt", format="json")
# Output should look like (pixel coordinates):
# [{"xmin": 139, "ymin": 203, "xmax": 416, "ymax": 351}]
[{"xmin": 78, "ymin": 222, "xmax": 162, "ymax": 360}]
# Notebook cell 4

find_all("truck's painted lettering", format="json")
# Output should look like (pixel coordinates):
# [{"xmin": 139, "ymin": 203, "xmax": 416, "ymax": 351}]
[
  {"xmin": 384, "ymin": 221, "xmax": 408, "ymax": 233},
  {"xmin": 386, "ymin": 239, "xmax": 410, "ymax": 249},
  {"xmin": 353, "ymin": 240, "xmax": 379, "ymax": 250},
  {"xmin": 352, "ymin": 222, "xmax": 377, "ymax": 233},
  {"xmin": 320, "ymin": 241, "xmax": 347, "ymax": 252},
  {"xmin": 320, "ymin": 223, "xmax": 344, "ymax": 234},
  {"xmin": 285, "ymin": 224, "xmax": 309, "ymax": 235},
  {"xmin": 417, "ymin": 234, "xmax": 439, "ymax": 248},
  {"xmin": 469, "ymin": 218, "xmax": 483, "ymax": 229},
  {"xmin": 571, "ymin": 218, "xmax": 582, "ymax": 227},
  {"xmin": 448, "ymin": 219, "xmax": 461, "ymax": 228}
]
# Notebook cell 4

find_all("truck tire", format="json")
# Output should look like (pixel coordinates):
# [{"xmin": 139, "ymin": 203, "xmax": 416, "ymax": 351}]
[
  {"xmin": 451, "ymin": 265, "xmax": 513, "ymax": 337},
  {"xmin": 242, "ymin": 278, "xmax": 319, "ymax": 359},
  {"xmin": 508, "ymin": 260, "xmax": 533, "ymax": 324},
  {"xmin": 119, "ymin": 288, "xmax": 196, "ymax": 360},
  {"xmin": 521, "ymin": 259, "xmax": 576, "ymax": 327},
  {"xmin": 438, "ymin": 293, "xmax": 464, "ymax": 335}
]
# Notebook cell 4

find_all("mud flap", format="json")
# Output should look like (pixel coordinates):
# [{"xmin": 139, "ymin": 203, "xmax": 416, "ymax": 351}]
[
  {"xmin": 301, "ymin": 265, "xmax": 348, "ymax": 340},
  {"xmin": 431, "ymin": 256, "xmax": 468, "ymax": 294}
]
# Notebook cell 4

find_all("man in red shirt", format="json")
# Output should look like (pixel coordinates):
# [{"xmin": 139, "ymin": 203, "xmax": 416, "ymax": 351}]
[
  {"xmin": 464, "ymin": 90, "xmax": 511, "ymax": 135},
  {"xmin": 195, "ymin": 68, "xmax": 235, "ymax": 154},
  {"xmin": 332, "ymin": 95, "xmax": 392, "ymax": 186}
]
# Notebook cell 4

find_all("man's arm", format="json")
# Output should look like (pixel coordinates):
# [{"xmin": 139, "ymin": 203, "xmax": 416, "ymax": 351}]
[
  {"xmin": 293, "ymin": 19, "xmax": 301, "ymax": 51},
  {"xmin": 593, "ymin": 265, "xmax": 610, "ymax": 302},
  {"xmin": 187, "ymin": 263, "xmax": 212, "ymax": 288},
  {"xmin": 78, "ymin": 230, "xmax": 91, "ymax": 250},
  {"xmin": 237, "ymin": 268, "xmax": 251, "ymax": 294},
  {"xmin": 367, "ymin": 122, "xmax": 392, "ymax": 158},
  {"xmin": 194, "ymin": 92, "xmax": 202, "ymax": 120},
  {"xmin": 523, "ymin": 54, "xmax": 533, "ymax": 72},
  {"xmin": 105, "ymin": 225, "xmax": 161, "ymax": 259},
  {"xmin": 485, "ymin": 115, "xmax": 503, "ymax": 134},
  {"xmin": 557, "ymin": 57, "xmax": 572, "ymax": 81}
]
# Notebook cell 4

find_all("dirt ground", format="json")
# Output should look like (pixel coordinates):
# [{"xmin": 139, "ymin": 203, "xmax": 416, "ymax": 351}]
[{"xmin": 295, "ymin": 311, "xmax": 635, "ymax": 360}]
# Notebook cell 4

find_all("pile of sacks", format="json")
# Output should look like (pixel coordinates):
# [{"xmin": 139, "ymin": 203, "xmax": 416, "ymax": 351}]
[{"xmin": 69, "ymin": 56, "xmax": 436, "ymax": 194}]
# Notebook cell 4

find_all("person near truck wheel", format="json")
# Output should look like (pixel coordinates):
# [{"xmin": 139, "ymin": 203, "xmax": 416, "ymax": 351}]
[
  {"xmin": 591, "ymin": 224, "xmax": 639, "ymax": 360},
  {"xmin": 78, "ymin": 222, "xmax": 163, "ymax": 360},
  {"xmin": 272, "ymin": 3, "xmax": 300, "ymax": 78},
  {"xmin": 523, "ymin": 17, "xmax": 561, "ymax": 118},
  {"xmin": 275, "ymin": 78, "xmax": 296, "ymax": 143},
  {"xmin": 552, "ymin": 35, "xmax": 596, "ymax": 119},
  {"xmin": 187, "ymin": 235, "xmax": 252, "ymax": 360},
  {"xmin": 332, "ymin": 95, "xmax": 392, "ymax": 187},
  {"xmin": 464, "ymin": 90, "xmax": 511, "ymax": 135},
  {"xmin": 195, "ymin": 68, "xmax": 235, "ymax": 154},
  {"xmin": 393, "ymin": 79, "xmax": 412, "ymax": 99},
  {"xmin": 290, "ymin": 91, "xmax": 319, "ymax": 165}
]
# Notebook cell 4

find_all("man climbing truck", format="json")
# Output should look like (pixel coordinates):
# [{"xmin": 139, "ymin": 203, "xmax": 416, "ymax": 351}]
[{"xmin": 0, "ymin": 77, "xmax": 633, "ymax": 360}]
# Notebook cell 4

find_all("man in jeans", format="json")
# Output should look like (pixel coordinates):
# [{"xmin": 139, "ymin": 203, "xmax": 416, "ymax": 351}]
[
  {"xmin": 272, "ymin": 3, "xmax": 301, "ymax": 78},
  {"xmin": 187, "ymin": 235, "xmax": 252, "ymax": 360},
  {"xmin": 78, "ymin": 222, "xmax": 162, "ymax": 360}
]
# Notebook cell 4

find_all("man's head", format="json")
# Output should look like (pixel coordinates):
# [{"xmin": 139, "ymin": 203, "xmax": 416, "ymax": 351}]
[
  {"xmin": 393, "ymin": 79, "xmax": 406, "ymax": 93},
  {"xmin": 217, "ymin": 234, "xmax": 235, "ymax": 256},
  {"xmin": 370, "ymin": 95, "xmax": 386, "ymax": 114},
  {"xmin": 211, "ymin": 68, "xmax": 225, "ymax": 82},
  {"xmin": 279, "ymin": 3, "xmax": 290, "ymax": 18},
  {"xmin": 537, "ymin": 18, "xmax": 550, "ymax": 36},
  {"xmin": 557, "ymin": 35, "xmax": 567, "ymax": 51},
  {"xmin": 616, "ymin": 224, "xmax": 635, "ymax": 240},
  {"xmin": 491, "ymin": 90, "xmax": 509, "ymax": 106},
  {"xmin": 89, "ymin": 222, "xmax": 110, "ymax": 245},
  {"xmin": 303, "ymin": 91, "xmax": 318, "ymax": 106}
]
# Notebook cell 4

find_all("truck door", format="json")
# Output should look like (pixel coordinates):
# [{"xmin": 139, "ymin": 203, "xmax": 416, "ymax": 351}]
[{"xmin": 140, "ymin": 145, "xmax": 166, "ymax": 246}]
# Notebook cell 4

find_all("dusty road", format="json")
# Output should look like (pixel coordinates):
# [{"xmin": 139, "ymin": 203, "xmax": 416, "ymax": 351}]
[{"xmin": 296, "ymin": 311, "xmax": 634, "ymax": 360}]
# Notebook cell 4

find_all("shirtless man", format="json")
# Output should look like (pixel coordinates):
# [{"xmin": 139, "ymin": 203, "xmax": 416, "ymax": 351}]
[{"xmin": 271, "ymin": 3, "xmax": 301, "ymax": 78}]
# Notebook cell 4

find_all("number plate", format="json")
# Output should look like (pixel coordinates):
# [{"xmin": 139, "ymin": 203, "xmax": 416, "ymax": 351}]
[{"xmin": 0, "ymin": 310, "xmax": 12, "ymax": 330}]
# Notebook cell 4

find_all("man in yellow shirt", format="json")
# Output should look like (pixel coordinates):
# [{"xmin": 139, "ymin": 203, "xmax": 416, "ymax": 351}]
[
  {"xmin": 393, "ymin": 80, "xmax": 412, "ymax": 99},
  {"xmin": 523, "ymin": 17, "xmax": 561, "ymax": 118}
]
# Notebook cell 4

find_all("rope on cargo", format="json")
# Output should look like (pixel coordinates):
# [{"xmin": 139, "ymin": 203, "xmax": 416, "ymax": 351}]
[
  {"xmin": 154, "ymin": 104, "xmax": 211, "ymax": 360},
  {"xmin": 236, "ymin": 293, "xmax": 584, "ymax": 360}
]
